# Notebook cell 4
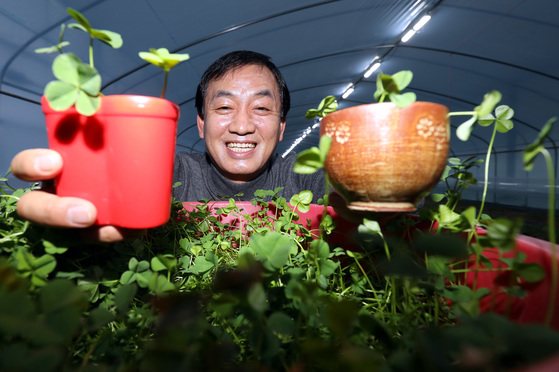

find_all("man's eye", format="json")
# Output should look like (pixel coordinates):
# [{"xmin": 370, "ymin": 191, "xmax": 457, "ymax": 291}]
[{"xmin": 256, "ymin": 107, "xmax": 270, "ymax": 111}]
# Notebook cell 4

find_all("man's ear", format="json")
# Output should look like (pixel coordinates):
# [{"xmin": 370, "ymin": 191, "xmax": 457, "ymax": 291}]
[
  {"xmin": 278, "ymin": 118, "xmax": 286, "ymax": 142},
  {"xmin": 197, "ymin": 114, "xmax": 205, "ymax": 139}
]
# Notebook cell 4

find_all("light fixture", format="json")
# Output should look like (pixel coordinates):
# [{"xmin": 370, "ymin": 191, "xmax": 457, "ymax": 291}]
[
  {"xmin": 401, "ymin": 29, "xmax": 416, "ymax": 43},
  {"xmin": 364, "ymin": 61, "xmax": 381, "ymax": 78},
  {"xmin": 281, "ymin": 124, "xmax": 318, "ymax": 157},
  {"xmin": 342, "ymin": 84, "xmax": 354, "ymax": 99},
  {"xmin": 413, "ymin": 14, "xmax": 431, "ymax": 31},
  {"xmin": 401, "ymin": 14, "xmax": 431, "ymax": 43}
]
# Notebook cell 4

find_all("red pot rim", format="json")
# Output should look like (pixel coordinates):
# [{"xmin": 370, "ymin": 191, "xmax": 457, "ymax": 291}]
[{"xmin": 41, "ymin": 94, "xmax": 179, "ymax": 118}]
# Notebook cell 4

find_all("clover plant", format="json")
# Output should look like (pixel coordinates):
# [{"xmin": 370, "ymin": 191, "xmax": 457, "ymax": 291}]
[
  {"xmin": 2, "ymin": 61, "xmax": 558, "ymax": 372},
  {"xmin": 36, "ymin": 7, "xmax": 189, "ymax": 116},
  {"xmin": 302, "ymin": 72, "xmax": 512, "ymax": 221},
  {"xmin": 374, "ymin": 69, "xmax": 416, "ymax": 107},
  {"xmin": 523, "ymin": 117, "xmax": 557, "ymax": 324},
  {"xmin": 453, "ymin": 93, "xmax": 515, "ymax": 220},
  {"xmin": 1, "ymin": 159, "xmax": 558, "ymax": 370}
]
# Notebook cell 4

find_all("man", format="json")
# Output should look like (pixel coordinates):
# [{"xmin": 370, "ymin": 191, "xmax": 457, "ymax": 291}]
[
  {"xmin": 173, "ymin": 50, "xmax": 325, "ymax": 203},
  {"xmin": 10, "ymin": 51, "xmax": 326, "ymax": 242}
]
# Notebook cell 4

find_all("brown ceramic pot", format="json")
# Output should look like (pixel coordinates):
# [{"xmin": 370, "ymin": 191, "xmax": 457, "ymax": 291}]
[{"xmin": 320, "ymin": 101, "xmax": 449, "ymax": 212}]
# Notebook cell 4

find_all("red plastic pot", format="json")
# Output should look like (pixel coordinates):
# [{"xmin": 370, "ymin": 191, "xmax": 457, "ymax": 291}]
[{"xmin": 42, "ymin": 95, "xmax": 179, "ymax": 228}]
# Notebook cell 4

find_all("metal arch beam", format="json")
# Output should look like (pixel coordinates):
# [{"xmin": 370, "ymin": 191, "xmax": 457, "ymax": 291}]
[
  {"xmin": 0, "ymin": 0, "xmax": 108, "ymax": 88},
  {"xmin": 101, "ymin": 0, "xmax": 340, "ymax": 91},
  {"xmin": 176, "ymin": 123, "xmax": 199, "ymax": 139}
]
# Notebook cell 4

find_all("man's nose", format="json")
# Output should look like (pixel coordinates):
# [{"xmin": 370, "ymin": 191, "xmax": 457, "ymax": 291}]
[{"xmin": 229, "ymin": 111, "xmax": 256, "ymax": 135}]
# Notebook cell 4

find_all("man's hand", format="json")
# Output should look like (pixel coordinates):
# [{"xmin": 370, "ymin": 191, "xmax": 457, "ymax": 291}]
[{"xmin": 11, "ymin": 149, "xmax": 144, "ymax": 242}]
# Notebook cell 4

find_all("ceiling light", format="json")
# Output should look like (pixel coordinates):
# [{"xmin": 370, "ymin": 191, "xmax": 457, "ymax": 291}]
[
  {"xmin": 342, "ymin": 84, "xmax": 354, "ymax": 99},
  {"xmin": 364, "ymin": 61, "xmax": 381, "ymax": 78},
  {"xmin": 401, "ymin": 29, "xmax": 416, "ymax": 42},
  {"xmin": 413, "ymin": 15, "xmax": 431, "ymax": 31}
]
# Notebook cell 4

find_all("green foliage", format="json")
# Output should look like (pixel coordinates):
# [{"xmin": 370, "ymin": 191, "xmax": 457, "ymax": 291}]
[
  {"xmin": 305, "ymin": 70, "xmax": 503, "ymax": 136},
  {"xmin": 453, "ymin": 95, "xmax": 515, "ymax": 221},
  {"xmin": 305, "ymin": 95, "xmax": 338, "ymax": 119},
  {"xmin": 36, "ymin": 8, "xmax": 188, "ymax": 115},
  {"xmin": 293, "ymin": 134, "xmax": 332, "ymax": 174},
  {"xmin": 522, "ymin": 117, "xmax": 558, "ymax": 324},
  {"xmin": 139, "ymin": 48, "xmax": 190, "ymax": 71},
  {"xmin": 138, "ymin": 48, "xmax": 190, "ymax": 98},
  {"xmin": 44, "ymin": 53, "xmax": 102, "ymax": 115},
  {"xmin": 1, "ymin": 173, "xmax": 558, "ymax": 371},
  {"xmin": 37, "ymin": 8, "xmax": 122, "ymax": 116},
  {"xmin": 374, "ymin": 70, "xmax": 417, "ymax": 107},
  {"xmin": 524, "ymin": 117, "xmax": 557, "ymax": 171},
  {"xmin": 66, "ymin": 8, "xmax": 123, "ymax": 49},
  {"xmin": 455, "ymin": 91, "xmax": 511, "ymax": 141},
  {"xmin": 431, "ymin": 156, "xmax": 484, "ymax": 212}
]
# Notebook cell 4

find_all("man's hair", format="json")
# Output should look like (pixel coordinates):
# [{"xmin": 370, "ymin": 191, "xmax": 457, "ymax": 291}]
[{"xmin": 195, "ymin": 50, "xmax": 290, "ymax": 120}]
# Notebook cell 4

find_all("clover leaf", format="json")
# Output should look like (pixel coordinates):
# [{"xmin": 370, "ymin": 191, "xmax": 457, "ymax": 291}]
[
  {"xmin": 139, "ymin": 48, "xmax": 190, "ymax": 71},
  {"xmin": 524, "ymin": 117, "xmax": 557, "ymax": 171},
  {"xmin": 139, "ymin": 47, "xmax": 190, "ymax": 98},
  {"xmin": 67, "ymin": 8, "xmax": 123, "ymax": 49},
  {"xmin": 120, "ymin": 257, "xmax": 152, "ymax": 288},
  {"xmin": 35, "ymin": 25, "xmax": 70, "ymax": 55},
  {"xmin": 44, "ymin": 53, "xmax": 101, "ymax": 116},
  {"xmin": 374, "ymin": 70, "xmax": 416, "ymax": 107},
  {"xmin": 455, "ymin": 91, "xmax": 503, "ymax": 141},
  {"xmin": 293, "ymin": 135, "xmax": 332, "ymax": 174},
  {"xmin": 305, "ymin": 95, "xmax": 338, "ymax": 119},
  {"xmin": 35, "ymin": 41, "xmax": 70, "ymax": 54},
  {"xmin": 290, "ymin": 190, "xmax": 313, "ymax": 213}
]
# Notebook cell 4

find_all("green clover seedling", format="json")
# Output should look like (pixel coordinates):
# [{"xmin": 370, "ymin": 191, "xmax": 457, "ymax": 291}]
[
  {"xmin": 139, "ymin": 48, "xmax": 190, "ymax": 98},
  {"xmin": 374, "ymin": 70, "xmax": 416, "ymax": 107},
  {"xmin": 305, "ymin": 95, "xmax": 338, "ymax": 119},
  {"xmin": 36, "ymin": 8, "xmax": 189, "ymax": 116}
]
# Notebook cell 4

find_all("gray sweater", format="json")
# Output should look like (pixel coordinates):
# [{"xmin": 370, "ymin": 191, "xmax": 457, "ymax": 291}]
[{"xmin": 172, "ymin": 152, "xmax": 326, "ymax": 203}]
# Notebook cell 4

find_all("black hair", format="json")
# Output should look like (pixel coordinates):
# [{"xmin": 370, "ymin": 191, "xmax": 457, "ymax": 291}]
[{"xmin": 195, "ymin": 50, "xmax": 290, "ymax": 120}]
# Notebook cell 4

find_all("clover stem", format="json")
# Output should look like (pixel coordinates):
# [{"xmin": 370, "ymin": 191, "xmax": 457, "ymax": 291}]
[
  {"xmin": 319, "ymin": 174, "xmax": 331, "ymax": 240},
  {"xmin": 89, "ymin": 36, "xmax": 94, "ymax": 68},
  {"xmin": 542, "ymin": 148, "xmax": 557, "ymax": 325},
  {"xmin": 161, "ymin": 69, "xmax": 169, "ymax": 98},
  {"xmin": 448, "ymin": 111, "xmax": 476, "ymax": 117},
  {"xmin": 476, "ymin": 124, "xmax": 497, "ymax": 222}
]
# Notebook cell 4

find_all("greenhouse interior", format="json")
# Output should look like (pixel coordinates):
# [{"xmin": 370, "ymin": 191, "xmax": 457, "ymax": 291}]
[
  {"xmin": 2, "ymin": 1, "xmax": 558, "ymax": 210},
  {"xmin": 1, "ymin": 1, "xmax": 559, "ymax": 371}
]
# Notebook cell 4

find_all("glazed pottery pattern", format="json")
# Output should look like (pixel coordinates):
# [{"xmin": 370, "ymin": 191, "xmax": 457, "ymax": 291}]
[{"xmin": 320, "ymin": 102, "xmax": 449, "ymax": 212}]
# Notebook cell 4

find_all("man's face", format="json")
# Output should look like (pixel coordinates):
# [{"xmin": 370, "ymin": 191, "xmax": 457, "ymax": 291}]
[{"xmin": 197, "ymin": 64, "xmax": 286, "ymax": 183}]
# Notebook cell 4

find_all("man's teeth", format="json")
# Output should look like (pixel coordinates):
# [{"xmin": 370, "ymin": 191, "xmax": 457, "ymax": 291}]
[{"xmin": 227, "ymin": 143, "xmax": 256, "ymax": 152}]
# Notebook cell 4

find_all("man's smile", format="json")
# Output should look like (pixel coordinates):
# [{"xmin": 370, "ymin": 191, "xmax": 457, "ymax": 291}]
[{"xmin": 226, "ymin": 142, "xmax": 256, "ymax": 153}]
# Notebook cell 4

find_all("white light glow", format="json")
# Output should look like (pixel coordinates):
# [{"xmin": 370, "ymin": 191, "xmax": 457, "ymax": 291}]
[
  {"xmin": 364, "ymin": 62, "xmax": 381, "ymax": 78},
  {"xmin": 281, "ymin": 124, "xmax": 318, "ymax": 158},
  {"xmin": 342, "ymin": 85, "xmax": 354, "ymax": 99},
  {"xmin": 413, "ymin": 15, "xmax": 431, "ymax": 31},
  {"xmin": 401, "ymin": 29, "xmax": 416, "ymax": 42}
]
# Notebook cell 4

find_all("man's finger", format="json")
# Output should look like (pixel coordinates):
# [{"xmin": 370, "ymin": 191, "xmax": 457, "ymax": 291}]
[
  {"xmin": 17, "ymin": 190, "xmax": 97, "ymax": 228},
  {"xmin": 11, "ymin": 149, "xmax": 62, "ymax": 181}
]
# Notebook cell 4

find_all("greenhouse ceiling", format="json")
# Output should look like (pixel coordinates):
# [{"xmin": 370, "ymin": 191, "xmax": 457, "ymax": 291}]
[{"xmin": 1, "ymin": 0, "xmax": 557, "ymax": 207}]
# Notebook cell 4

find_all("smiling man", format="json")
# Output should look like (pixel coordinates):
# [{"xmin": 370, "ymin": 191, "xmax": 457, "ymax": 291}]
[
  {"xmin": 10, "ymin": 51, "xmax": 326, "ymax": 241},
  {"xmin": 172, "ymin": 51, "xmax": 325, "ymax": 203}
]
